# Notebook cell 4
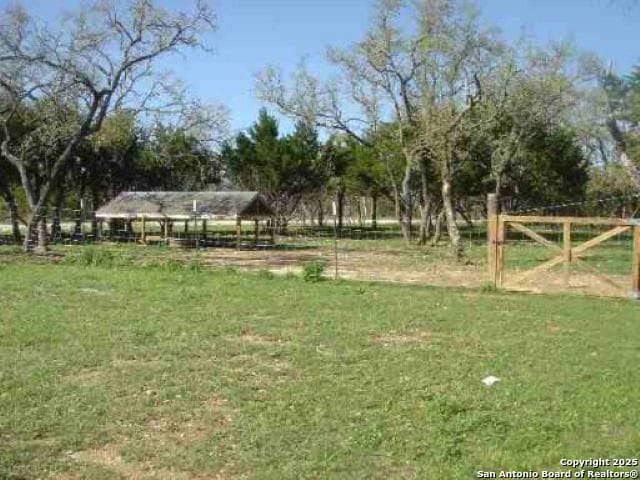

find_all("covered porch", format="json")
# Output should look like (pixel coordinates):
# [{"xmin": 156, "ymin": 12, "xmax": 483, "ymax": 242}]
[{"xmin": 95, "ymin": 191, "xmax": 275, "ymax": 249}]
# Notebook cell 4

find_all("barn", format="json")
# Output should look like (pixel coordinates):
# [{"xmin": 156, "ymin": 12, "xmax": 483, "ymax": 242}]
[{"xmin": 95, "ymin": 191, "xmax": 274, "ymax": 247}]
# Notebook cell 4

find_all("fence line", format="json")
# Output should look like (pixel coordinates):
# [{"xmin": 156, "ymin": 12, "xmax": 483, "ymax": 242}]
[{"xmin": 488, "ymin": 193, "xmax": 640, "ymax": 299}]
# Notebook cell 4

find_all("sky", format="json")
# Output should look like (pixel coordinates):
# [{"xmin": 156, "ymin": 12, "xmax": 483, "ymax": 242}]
[{"xmin": 4, "ymin": 0, "xmax": 640, "ymax": 134}]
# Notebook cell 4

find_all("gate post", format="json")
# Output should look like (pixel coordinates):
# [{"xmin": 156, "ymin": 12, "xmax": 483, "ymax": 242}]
[
  {"xmin": 632, "ymin": 225, "xmax": 640, "ymax": 300},
  {"xmin": 496, "ymin": 215, "xmax": 505, "ymax": 288}
]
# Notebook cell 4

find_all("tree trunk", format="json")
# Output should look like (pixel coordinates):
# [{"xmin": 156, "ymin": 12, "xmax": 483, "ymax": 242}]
[
  {"xmin": 276, "ymin": 216, "xmax": 288, "ymax": 235},
  {"xmin": 418, "ymin": 199, "xmax": 432, "ymax": 246},
  {"xmin": 456, "ymin": 206, "xmax": 474, "ymax": 228},
  {"xmin": 400, "ymin": 160, "xmax": 413, "ymax": 242},
  {"xmin": 74, "ymin": 209, "xmax": 83, "ymax": 237},
  {"xmin": 25, "ymin": 205, "xmax": 49, "ymax": 253},
  {"xmin": 3, "ymin": 193, "xmax": 21, "ymax": 243},
  {"xmin": 7, "ymin": 196, "xmax": 21, "ymax": 242},
  {"xmin": 317, "ymin": 197, "xmax": 324, "ymax": 227},
  {"xmin": 50, "ymin": 190, "xmax": 64, "ymax": 242},
  {"xmin": 371, "ymin": 195, "xmax": 377, "ymax": 230},
  {"xmin": 336, "ymin": 189, "xmax": 345, "ymax": 231},
  {"xmin": 442, "ymin": 175, "xmax": 463, "ymax": 260},
  {"xmin": 607, "ymin": 118, "xmax": 640, "ymax": 190},
  {"xmin": 36, "ymin": 212, "xmax": 48, "ymax": 253},
  {"xmin": 393, "ymin": 189, "xmax": 402, "ymax": 229},
  {"xmin": 431, "ymin": 209, "xmax": 444, "ymax": 246},
  {"xmin": 23, "ymin": 211, "xmax": 37, "ymax": 251},
  {"xmin": 50, "ymin": 208, "xmax": 61, "ymax": 242},
  {"xmin": 0, "ymin": 176, "xmax": 21, "ymax": 242},
  {"xmin": 91, "ymin": 190, "xmax": 99, "ymax": 238},
  {"xmin": 418, "ymin": 153, "xmax": 431, "ymax": 245}
]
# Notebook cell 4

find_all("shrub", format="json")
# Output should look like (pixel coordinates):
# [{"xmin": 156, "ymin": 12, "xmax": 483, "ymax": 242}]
[
  {"xmin": 163, "ymin": 258, "xmax": 183, "ymax": 272},
  {"xmin": 303, "ymin": 260, "xmax": 326, "ymax": 282},
  {"xmin": 479, "ymin": 282, "xmax": 498, "ymax": 293},
  {"xmin": 258, "ymin": 269, "xmax": 274, "ymax": 279},
  {"xmin": 65, "ymin": 247, "xmax": 128, "ymax": 268},
  {"xmin": 186, "ymin": 256, "xmax": 203, "ymax": 272}
]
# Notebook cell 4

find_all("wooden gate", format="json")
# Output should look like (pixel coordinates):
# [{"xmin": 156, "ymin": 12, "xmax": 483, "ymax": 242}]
[{"xmin": 487, "ymin": 194, "xmax": 640, "ymax": 298}]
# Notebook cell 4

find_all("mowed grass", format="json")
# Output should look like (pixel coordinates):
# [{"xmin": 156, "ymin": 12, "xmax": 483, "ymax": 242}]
[{"xmin": 1, "ymin": 261, "xmax": 640, "ymax": 479}]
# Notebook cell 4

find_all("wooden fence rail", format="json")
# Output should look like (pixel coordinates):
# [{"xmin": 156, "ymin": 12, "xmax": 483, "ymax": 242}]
[{"xmin": 487, "ymin": 194, "xmax": 640, "ymax": 299}]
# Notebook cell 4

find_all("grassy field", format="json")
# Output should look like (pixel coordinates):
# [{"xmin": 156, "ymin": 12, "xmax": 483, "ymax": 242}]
[{"xmin": 1, "ymin": 258, "xmax": 639, "ymax": 479}]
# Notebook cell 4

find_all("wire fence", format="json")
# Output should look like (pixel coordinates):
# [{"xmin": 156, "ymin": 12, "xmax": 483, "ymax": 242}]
[
  {"xmin": 1, "ymin": 193, "xmax": 638, "ymax": 297},
  {"xmin": 0, "ymin": 203, "xmax": 490, "ymax": 290}
]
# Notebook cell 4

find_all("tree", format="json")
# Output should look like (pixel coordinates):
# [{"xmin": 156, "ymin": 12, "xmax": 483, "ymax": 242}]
[
  {"xmin": 342, "ymin": 137, "xmax": 390, "ymax": 229},
  {"xmin": 599, "ymin": 65, "xmax": 640, "ymax": 189},
  {"xmin": 0, "ymin": 96, "xmax": 25, "ymax": 241},
  {"xmin": 257, "ymin": 0, "xmax": 500, "ymax": 256},
  {"xmin": 504, "ymin": 125, "xmax": 588, "ymax": 209},
  {"xmin": 474, "ymin": 42, "xmax": 584, "ymax": 210},
  {"xmin": 220, "ymin": 110, "xmax": 323, "ymax": 231},
  {"xmin": 0, "ymin": 158, "xmax": 21, "ymax": 241},
  {"xmin": 0, "ymin": 0, "xmax": 218, "ymax": 251},
  {"xmin": 86, "ymin": 112, "xmax": 140, "ymax": 204},
  {"xmin": 137, "ymin": 123, "xmax": 219, "ymax": 191}
]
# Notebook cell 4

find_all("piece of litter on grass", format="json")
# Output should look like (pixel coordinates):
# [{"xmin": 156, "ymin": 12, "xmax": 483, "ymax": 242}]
[{"xmin": 482, "ymin": 375, "xmax": 500, "ymax": 386}]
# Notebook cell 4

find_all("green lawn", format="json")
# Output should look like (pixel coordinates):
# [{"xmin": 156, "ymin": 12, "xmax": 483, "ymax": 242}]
[{"xmin": 1, "ymin": 260, "xmax": 639, "ymax": 479}]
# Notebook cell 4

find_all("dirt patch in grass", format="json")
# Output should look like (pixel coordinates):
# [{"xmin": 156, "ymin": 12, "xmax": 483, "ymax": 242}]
[
  {"xmin": 235, "ymin": 333, "xmax": 286, "ymax": 345},
  {"xmin": 63, "ymin": 368, "xmax": 105, "ymax": 387},
  {"xmin": 199, "ymin": 247, "xmax": 489, "ymax": 289},
  {"xmin": 370, "ymin": 330, "xmax": 434, "ymax": 346},
  {"xmin": 110, "ymin": 357, "xmax": 167, "ymax": 369},
  {"xmin": 68, "ymin": 444, "xmax": 231, "ymax": 479},
  {"xmin": 20, "ymin": 243, "xmax": 633, "ymax": 298},
  {"xmin": 198, "ymin": 246, "xmax": 632, "ymax": 299},
  {"xmin": 504, "ymin": 271, "xmax": 630, "ymax": 298},
  {"xmin": 336, "ymin": 250, "xmax": 485, "ymax": 288},
  {"xmin": 201, "ymin": 249, "xmax": 323, "ymax": 271},
  {"xmin": 64, "ymin": 358, "xmax": 167, "ymax": 386},
  {"xmin": 62, "ymin": 392, "xmax": 236, "ymax": 479},
  {"xmin": 226, "ymin": 327, "xmax": 289, "ymax": 346},
  {"xmin": 142, "ymin": 393, "xmax": 233, "ymax": 446},
  {"xmin": 545, "ymin": 324, "xmax": 577, "ymax": 334}
]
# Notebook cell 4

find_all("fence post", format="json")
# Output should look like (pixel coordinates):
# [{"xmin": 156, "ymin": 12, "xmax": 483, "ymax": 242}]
[
  {"xmin": 632, "ymin": 225, "xmax": 640, "ymax": 300},
  {"xmin": 236, "ymin": 216, "xmax": 242, "ymax": 249},
  {"xmin": 141, "ymin": 216, "xmax": 146, "ymax": 244},
  {"xmin": 254, "ymin": 219, "xmax": 259, "ymax": 243},
  {"xmin": 563, "ymin": 222, "xmax": 572, "ymax": 286},
  {"xmin": 496, "ymin": 216, "xmax": 505, "ymax": 288},
  {"xmin": 487, "ymin": 194, "xmax": 498, "ymax": 286}
]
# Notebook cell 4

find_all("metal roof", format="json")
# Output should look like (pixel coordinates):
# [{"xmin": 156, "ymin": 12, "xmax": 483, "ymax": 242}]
[{"xmin": 95, "ymin": 191, "xmax": 274, "ymax": 220}]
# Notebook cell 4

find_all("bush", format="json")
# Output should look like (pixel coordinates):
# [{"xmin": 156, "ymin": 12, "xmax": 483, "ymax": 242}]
[
  {"xmin": 303, "ymin": 260, "xmax": 326, "ymax": 282},
  {"xmin": 163, "ymin": 258, "xmax": 183, "ymax": 272},
  {"xmin": 479, "ymin": 282, "xmax": 498, "ymax": 293},
  {"xmin": 258, "ymin": 269, "xmax": 274, "ymax": 279},
  {"xmin": 66, "ymin": 247, "xmax": 128, "ymax": 268},
  {"xmin": 186, "ymin": 256, "xmax": 203, "ymax": 272}
]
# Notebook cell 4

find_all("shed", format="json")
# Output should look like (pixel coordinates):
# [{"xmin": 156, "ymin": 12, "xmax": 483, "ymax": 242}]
[{"xmin": 95, "ymin": 191, "xmax": 274, "ymax": 246}]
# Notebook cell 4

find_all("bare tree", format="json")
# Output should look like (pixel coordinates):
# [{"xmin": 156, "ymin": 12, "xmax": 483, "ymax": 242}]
[
  {"xmin": 478, "ymin": 41, "xmax": 588, "ymax": 209},
  {"xmin": 410, "ymin": 0, "xmax": 500, "ymax": 257},
  {"xmin": 257, "ymin": 0, "xmax": 427, "ymax": 242},
  {"xmin": 257, "ymin": 0, "xmax": 500, "ymax": 256},
  {"xmin": 0, "ymin": 0, "xmax": 218, "ymax": 251}
]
